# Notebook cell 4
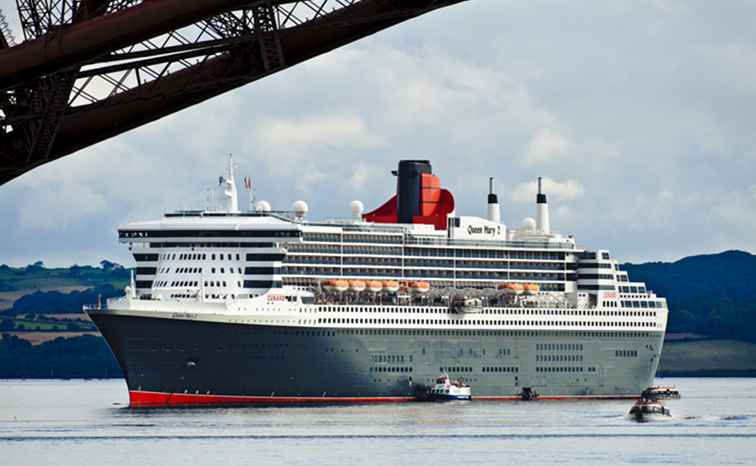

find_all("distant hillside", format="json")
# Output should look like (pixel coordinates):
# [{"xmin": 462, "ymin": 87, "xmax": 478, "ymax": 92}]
[
  {"xmin": 0, "ymin": 260, "xmax": 129, "ymax": 293},
  {"xmin": 0, "ymin": 334, "xmax": 122, "ymax": 378},
  {"xmin": 4, "ymin": 284, "xmax": 124, "ymax": 316},
  {"xmin": 1, "ymin": 252, "xmax": 756, "ymax": 378},
  {"xmin": 623, "ymin": 250, "xmax": 756, "ymax": 343},
  {"xmin": 658, "ymin": 339, "xmax": 756, "ymax": 377}
]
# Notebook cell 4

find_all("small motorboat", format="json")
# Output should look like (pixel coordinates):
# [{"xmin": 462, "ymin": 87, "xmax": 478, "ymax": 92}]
[
  {"xmin": 628, "ymin": 398, "xmax": 671, "ymax": 422},
  {"xmin": 519, "ymin": 387, "xmax": 539, "ymax": 401},
  {"xmin": 428, "ymin": 375, "xmax": 471, "ymax": 401},
  {"xmin": 642, "ymin": 386, "xmax": 681, "ymax": 400}
]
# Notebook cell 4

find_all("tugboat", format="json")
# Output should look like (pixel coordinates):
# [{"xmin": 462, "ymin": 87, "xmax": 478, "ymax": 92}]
[
  {"xmin": 428, "ymin": 375, "xmax": 472, "ymax": 401},
  {"xmin": 627, "ymin": 385, "xmax": 681, "ymax": 422},
  {"xmin": 629, "ymin": 398, "xmax": 671, "ymax": 422}
]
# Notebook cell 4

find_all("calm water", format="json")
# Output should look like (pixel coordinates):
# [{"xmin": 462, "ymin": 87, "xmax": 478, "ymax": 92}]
[{"xmin": 1, "ymin": 378, "xmax": 754, "ymax": 465}]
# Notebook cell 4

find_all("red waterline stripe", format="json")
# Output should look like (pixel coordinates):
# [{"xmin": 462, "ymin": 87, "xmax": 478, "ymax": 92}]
[
  {"xmin": 129, "ymin": 391, "xmax": 640, "ymax": 407},
  {"xmin": 475, "ymin": 394, "xmax": 639, "ymax": 401},
  {"xmin": 129, "ymin": 390, "xmax": 416, "ymax": 407}
]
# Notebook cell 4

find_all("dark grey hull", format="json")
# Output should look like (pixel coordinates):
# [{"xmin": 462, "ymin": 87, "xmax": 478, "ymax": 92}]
[{"xmin": 89, "ymin": 312, "xmax": 664, "ymax": 406}]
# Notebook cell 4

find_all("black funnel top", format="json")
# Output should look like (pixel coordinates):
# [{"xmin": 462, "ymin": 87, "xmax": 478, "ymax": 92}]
[
  {"xmin": 396, "ymin": 160, "xmax": 432, "ymax": 224},
  {"xmin": 537, "ymin": 176, "xmax": 547, "ymax": 204}
]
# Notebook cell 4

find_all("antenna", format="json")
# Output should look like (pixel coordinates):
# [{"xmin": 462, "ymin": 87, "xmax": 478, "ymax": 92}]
[
  {"xmin": 243, "ymin": 174, "xmax": 255, "ymax": 212},
  {"xmin": 489, "ymin": 177, "xmax": 494, "ymax": 195},
  {"xmin": 538, "ymin": 176, "xmax": 543, "ymax": 194}
]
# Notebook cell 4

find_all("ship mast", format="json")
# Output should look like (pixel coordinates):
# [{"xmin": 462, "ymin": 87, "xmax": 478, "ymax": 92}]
[{"xmin": 224, "ymin": 154, "xmax": 240, "ymax": 213}]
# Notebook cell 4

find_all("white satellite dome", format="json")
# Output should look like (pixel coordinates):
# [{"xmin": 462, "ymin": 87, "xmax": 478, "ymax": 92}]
[
  {"xmin": 521, "ymin": 217, "xmax": 537, "ymax": 231},
  {"xmin": 255, "ymin": 200, "xmax": 272, "ymax": 213},
  {"xmin": 350, "ymin": 200, "xmax": 365, "ymax": 219},
  {"xmin": 292, "ymin": 200, "xmax": 309, "ymax": 219}
]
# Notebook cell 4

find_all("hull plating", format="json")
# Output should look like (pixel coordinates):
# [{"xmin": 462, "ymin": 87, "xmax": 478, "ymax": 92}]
[{"xmin": 90, "ymin": 312, "xmax": 663, "ymax": 407}]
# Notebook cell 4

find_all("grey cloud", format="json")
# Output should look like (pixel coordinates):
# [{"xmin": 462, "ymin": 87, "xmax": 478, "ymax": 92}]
[{"xmin": 1, "ymin": 0, "xmax": 755, "ymax": 266}]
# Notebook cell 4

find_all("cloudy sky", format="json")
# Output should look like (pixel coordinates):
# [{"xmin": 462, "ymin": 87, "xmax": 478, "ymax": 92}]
[{"xmin": 1, "ymin": 0, "xmax": 755, "ymax": 267}]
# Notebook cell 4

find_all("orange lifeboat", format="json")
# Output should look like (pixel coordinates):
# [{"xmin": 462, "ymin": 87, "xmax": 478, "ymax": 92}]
[
  {"xmin": 411, "ymin": 281, "xmax": 431, "ymax": 294},
  {"xmin": 383, "ymin": 280, "xmax": 400, "ymax": 293},
  {"xmin": 349, "ymin": 280, "xmax": 366, "ymax": 293},
  {"xmin": 367, "ymin": 280, "xmax": 383, "ymax": 293},
  {"xmin": 321, "ymin": 279, "xmax": 338, "ymax": 293},
  {"xmin": 523, "ymin": 283, "xmax": 540, "ymax": 295},
  {"xmin": 498, "ymin": 283, "xmax": 524, "ymax": 295},
  {"xmin": 322, "ymin": 279, "xmax": 350, "ymax": 293}
]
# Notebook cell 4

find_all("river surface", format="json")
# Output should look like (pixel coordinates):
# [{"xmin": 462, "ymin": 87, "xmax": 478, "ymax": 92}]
[{"xmin": 0, "ymin": 378, "xmax": 754, "ymax": 465}]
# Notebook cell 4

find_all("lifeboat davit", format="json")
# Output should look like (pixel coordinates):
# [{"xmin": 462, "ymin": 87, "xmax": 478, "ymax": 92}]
[
  {"xmin": 523, "ymin": 283, "xmax": 540, "ymax": 295},
  {"xmin": 411, "ymin": 281, "xmax": 431, "ymax": 294},
  {"xmin": 367, "ymin": 280, "xmax": 383, "ymax": 293},
  {"xmin": 498, "ymin": 283, "xmax": 524, "ymax": 295},
  {"xmin": 349, "ymin": 280, "xmax": 366, "ymax": 293},
  {"xmin": 383, "ymin": 280, "xmax": 400, "ymax": 293}
]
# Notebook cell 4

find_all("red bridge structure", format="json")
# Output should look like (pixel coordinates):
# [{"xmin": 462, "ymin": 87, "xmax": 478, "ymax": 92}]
[{"xmin": 0, "ymin": 0, "xmax": 466, "ymax": 185}]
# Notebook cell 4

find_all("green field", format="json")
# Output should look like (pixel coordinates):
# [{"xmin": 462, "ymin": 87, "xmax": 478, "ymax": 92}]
[
  {"xmin": 1, "ymin": 277, "xmax": 129, "ymax": 293},
  {"xmin": 658, "ymin": 339, "xmax": 756, "ymax": 376},
  {"xmin": 11, "ymin": 320, "xmax": 71, "ymax": 331}
]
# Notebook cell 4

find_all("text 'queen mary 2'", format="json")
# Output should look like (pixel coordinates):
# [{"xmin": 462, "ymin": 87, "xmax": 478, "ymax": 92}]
[{"xmin": 87, "ymin": 159, "xmax": 668, "ymax": 407}]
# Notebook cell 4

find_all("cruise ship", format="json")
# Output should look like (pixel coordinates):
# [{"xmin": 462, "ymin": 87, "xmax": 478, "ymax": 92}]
[{"xmin": 87, "ymin": 159, "xmax": 668, "ymax": 407}]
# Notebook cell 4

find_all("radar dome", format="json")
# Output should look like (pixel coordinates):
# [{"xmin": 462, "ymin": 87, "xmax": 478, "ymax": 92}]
[
  {"xmin": 521, "ymin": 217, "xmax": 537, "ymax": 231},
  {"xmin": 255, "ymin": 200, "xmax": 272, "ymax": 213},
  {"xmin": 292, "ymin": 200, "xmax": 309, "ymax": 219},
  {"xmin": 350, "ymin": 200, "xmax": 364, "ymax": 219}
]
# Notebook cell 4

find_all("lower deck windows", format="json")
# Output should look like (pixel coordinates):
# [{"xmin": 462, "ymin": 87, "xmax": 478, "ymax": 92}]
[
  {"xmin": 536, "ymin": 367, "xmax": 583, "ymax": 373},
  {"xmin": 369, "ymin": 367, "xmax": 412, "ymax": 373},
  {"xmin": 482, "ymin": 366, "xmax": 518, "ymax": 373},
  {"xmin": 439, "ymin": 366, "xmax": 473, "ymax": 373}
]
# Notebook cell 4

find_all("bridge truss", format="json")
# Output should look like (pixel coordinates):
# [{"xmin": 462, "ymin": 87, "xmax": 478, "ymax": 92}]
[{"xmin": 0, "ymin": 0, "xmax": 465, "ymax": 184}]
